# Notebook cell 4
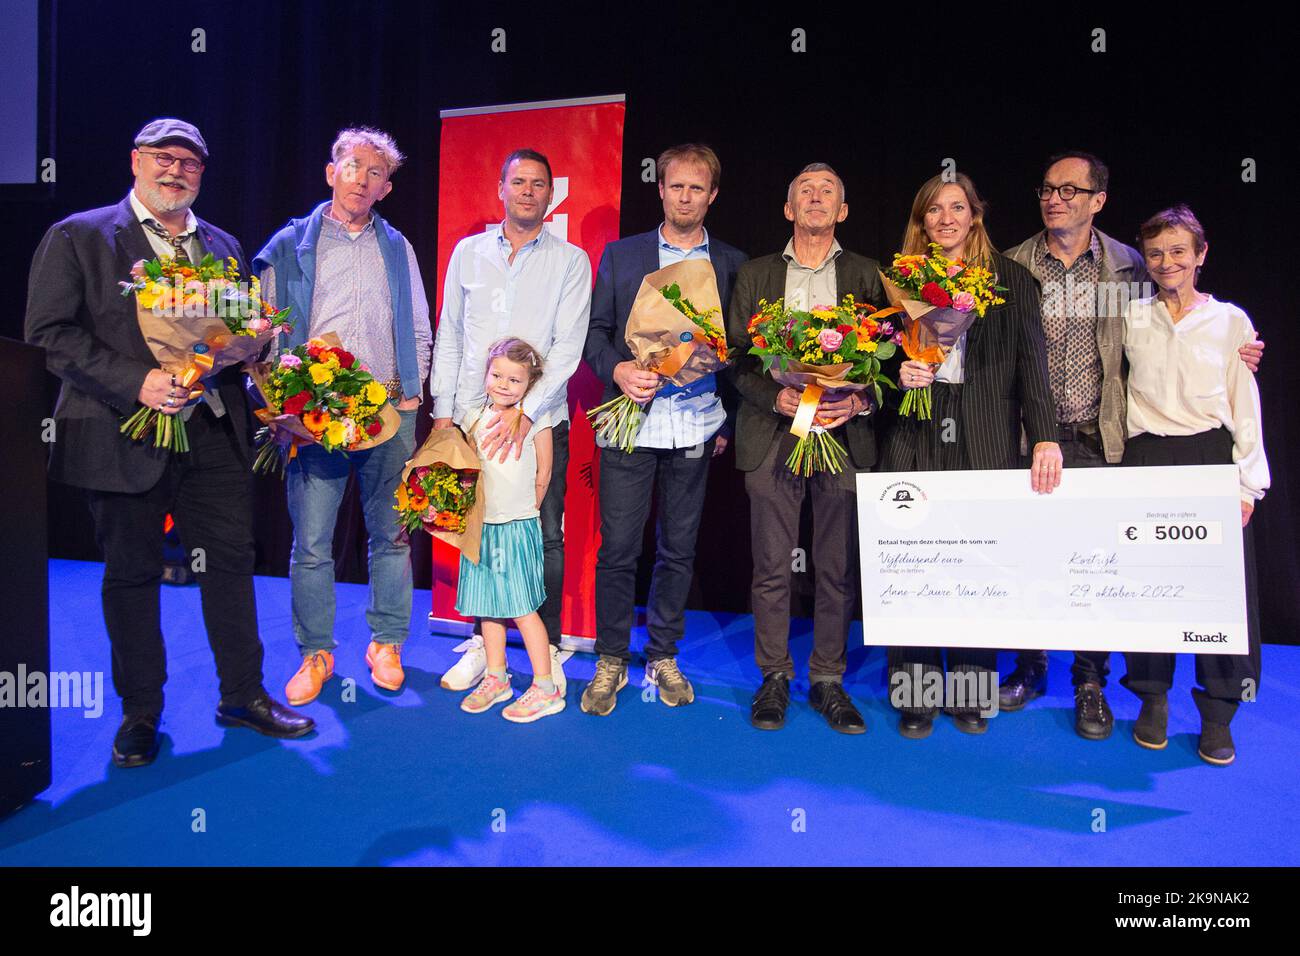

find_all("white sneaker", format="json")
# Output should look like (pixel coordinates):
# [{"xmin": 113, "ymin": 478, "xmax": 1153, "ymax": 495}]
[
  {"xmin": 549, "ymin": 644, "xmax": 569, "ymax": 698},
  {"xmin": 441, "ymin": 634, "xmax": 486, "ymax": 690}
]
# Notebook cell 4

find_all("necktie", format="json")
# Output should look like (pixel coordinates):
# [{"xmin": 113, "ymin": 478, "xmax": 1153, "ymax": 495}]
[{"xmin": 143, "ymin": 219, "xmax": 192, "ymax": 265}]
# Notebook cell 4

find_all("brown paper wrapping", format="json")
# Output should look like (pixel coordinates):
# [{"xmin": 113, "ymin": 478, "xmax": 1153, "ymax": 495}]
[
  {"xmin": 134, "ymin": 298, "xmax": 277, "ymax": 376},
  {"xmin": 246, "ymin": 330, "xmax": 402, "ymax": 451},
  {"xmin": 400, "ymin": 427, "xmax": 485, "ymax": 565},
  {"xmin": 626, "ymin": 259, "xmax": 728, "ymax": 386}
]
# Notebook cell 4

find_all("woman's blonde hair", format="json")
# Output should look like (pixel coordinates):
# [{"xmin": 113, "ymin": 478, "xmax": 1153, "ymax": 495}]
[
  {"xmin": 901, "ymin": 172, "xmax": 996, "ymax": 265},
  {"xmin": 486, "ymin": 337, "xmax": 545, "ymax": 393}
]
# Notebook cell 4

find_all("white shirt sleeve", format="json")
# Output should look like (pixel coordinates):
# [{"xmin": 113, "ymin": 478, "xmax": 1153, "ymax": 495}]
[
  {"xmin": 431, "ymin": 241, "xmax": 466, "ymax": 420},
  {"xmin": 521, "ymin": 247, "xmax": 592, "ymax": 422},
  {"xmin": 1225, "ymin": 308, "xmax": 1270, "ymax": 502}
]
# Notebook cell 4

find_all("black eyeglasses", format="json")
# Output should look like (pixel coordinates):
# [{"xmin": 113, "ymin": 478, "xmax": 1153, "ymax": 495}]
[
  {"xmin": 1035, "ymin": 183, "xmax": 1098, "ymax": 201},
  {"xmin": 138, "ymin": 149, "xmax": 205, "ymax": 173}
]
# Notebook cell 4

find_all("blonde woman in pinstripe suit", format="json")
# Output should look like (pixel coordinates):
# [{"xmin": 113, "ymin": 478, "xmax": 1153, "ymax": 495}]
[{"xmin": 881, "ymin": 172, "xmax": 1062, "ymax": 739}]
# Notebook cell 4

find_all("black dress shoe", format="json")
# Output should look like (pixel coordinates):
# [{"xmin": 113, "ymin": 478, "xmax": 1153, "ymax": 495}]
[
  {"xmin": 112, "ymin": 714, "xmax": 160, "ymax": 768},
  {"xmin": 998, "ymin": 667, "xmax": 1046, "ymax": 712},
  {"xmin": 945, "ymin": 707, "xmax": 989, "ymax": 734},
  {"xmin": 1074, "ymin": 682, "xmax": 1113, "ymax": 740},
  {"xmin": 750, "ymin": 672, "xmax": 790, "ymax": 730},
  {"xmin": 809, "ymin": 681, "xmax": 866, "ymax": 734},
  {"xmin": 898, "ymin": 710, "xmax": 935, "ymax": 739},
  {"xmin": 216, "ymin": 693, "xmax": 315, "ymax": 738}
]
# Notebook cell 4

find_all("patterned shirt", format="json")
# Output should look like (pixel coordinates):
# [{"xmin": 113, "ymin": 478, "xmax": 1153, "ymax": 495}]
[
  {"xmin": 261, "ymin": 207, "xmax": 434, "ymax": 399},
  {"xmin": 1035, "ymin": 230, "xmax": 1104, "ymax": 424}
]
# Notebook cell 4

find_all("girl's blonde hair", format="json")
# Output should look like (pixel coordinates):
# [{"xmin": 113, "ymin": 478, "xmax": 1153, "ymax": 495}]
[
  {"xmin": 901, "ymin": 172, "xmax": 996, "ymax": 266},
  {"xmin": 486, "ymin": 337, "xmax": 545, "ymax": 393}
]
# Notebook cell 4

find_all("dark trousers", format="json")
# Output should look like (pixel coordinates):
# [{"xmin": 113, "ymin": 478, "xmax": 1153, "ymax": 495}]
[
  {"xmin": 84, "ymin": 405, "xmax": 265, "ymax": 717},
  {"xmin": 745, "ymin": 432, "xmax": 858, "ymax": 683},
  {"xmin": 593, "ymin": 435, "xmax": 715, "ymax": 663},
  {"xmin": 1013, "ymin": 433, "xmax": 1113, "ymax": 687},
  {"xmin": 537, "ymin": 419, "xmax": 569, "ymax": 646},
  {"xmin": 1118, "ymin": 429, "xmax": 1262, "ymax": 725}
]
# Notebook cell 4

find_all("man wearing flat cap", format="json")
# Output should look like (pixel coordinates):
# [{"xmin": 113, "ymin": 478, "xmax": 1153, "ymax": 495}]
[{"xmin": 25, "ymin": 118, "xmax": 314, "ymax": 768}]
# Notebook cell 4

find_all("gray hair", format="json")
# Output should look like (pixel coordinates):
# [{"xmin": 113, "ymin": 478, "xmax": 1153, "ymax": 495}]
[
  {"xmin": 787, "ymin": 162, "xmax": 846, "ymax": 205},
  {"xmin": 330, "ymin": 127, "xmax": 406, "ymax": 176}
]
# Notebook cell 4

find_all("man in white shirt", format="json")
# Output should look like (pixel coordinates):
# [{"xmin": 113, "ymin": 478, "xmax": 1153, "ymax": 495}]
[{"xmin": 432, "ymin": 149, "xmax": 592, "ymax": 694}]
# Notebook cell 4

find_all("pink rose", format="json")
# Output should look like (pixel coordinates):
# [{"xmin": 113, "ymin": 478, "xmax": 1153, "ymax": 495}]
[
  {"xmin": 952, "ymin": 291, "xmax": 976, "ymax": 313},
  {"xmin": 947, "ymin": 264, "xmax": 963, "ymax": 277},
  {"xmin": 278, "ymin": 353, "xmax": 302, "ymax": 368},
  {"xmin": 817, "ymin": 329, "xmax": 844, "ymax": 352},
  {"xmin": 246, "ymin": 317, "xmax": 271, "ymax": 333}
]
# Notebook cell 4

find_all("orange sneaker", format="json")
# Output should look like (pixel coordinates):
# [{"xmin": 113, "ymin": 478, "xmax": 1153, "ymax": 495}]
[
  {"xmin": 366, "ymin": 641, "xmax": 405, "ymax": 691},
  {"xmin": 285, "ymin": 650, "xmax": 334, "ymax": 706}
]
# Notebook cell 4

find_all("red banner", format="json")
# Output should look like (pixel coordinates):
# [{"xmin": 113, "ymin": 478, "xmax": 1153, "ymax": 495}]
[{"xmin": 432, "ymin": 95, "xmax": 625, "ymax": 640}]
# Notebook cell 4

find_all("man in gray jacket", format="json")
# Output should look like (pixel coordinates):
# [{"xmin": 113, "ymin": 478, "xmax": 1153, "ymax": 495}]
[{"xmin": 999, "ymin": 151, "xmax": 1263, "ymax": 738}]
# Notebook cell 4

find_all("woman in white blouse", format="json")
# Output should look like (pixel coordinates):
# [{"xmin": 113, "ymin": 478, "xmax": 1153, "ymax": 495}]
[{"xmin": 1120, "ymin": 204, "xmax": 1268, "ymax": 766}]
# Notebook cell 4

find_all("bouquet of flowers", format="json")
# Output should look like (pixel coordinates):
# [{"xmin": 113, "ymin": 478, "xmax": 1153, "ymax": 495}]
[
  {"xmin": 880, "ymin": 243, "xmax": 1006, "ymax": 419},
  {"xmin": 587, "ymin": 259, "xmax": 729, "ymax": 453},
  {"xmin": 396, "ymin": 427, "xmax": 485, "ymax": 564},
  {"xmin": 746, "ymin": 294, "xmax": 897, "ymax": 475},
  {"xmin": 117, "ymin": 253, "xmax": 291, "ymax": 451},
  {"xmin": 247, "ymin": 332, "xmax": 400, "ymax": 476}
]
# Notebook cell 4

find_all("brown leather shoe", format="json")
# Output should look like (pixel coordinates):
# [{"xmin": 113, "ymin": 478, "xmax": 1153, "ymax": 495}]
[
  {"xmin": 366, "ymin": 641, "xmax": 405, "ymax": 691},
  {"xmin": 285, "ymin": 650, "xmax": 334, "ymax": 706}
]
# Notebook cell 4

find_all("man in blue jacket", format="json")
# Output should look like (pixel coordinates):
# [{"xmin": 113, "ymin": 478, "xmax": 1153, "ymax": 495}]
[
  {"xmin": 255, "ymin": 127, "xmax": 431, "ymax": 706},
  {"xmin": 580, "ymin": 144, "xmax": 747, "ymax": 715}
]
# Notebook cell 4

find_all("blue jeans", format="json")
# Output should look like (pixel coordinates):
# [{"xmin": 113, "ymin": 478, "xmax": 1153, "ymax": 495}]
[{"xmin": 286, "ymin": 409, "xmax": 418, "ymax": 654}]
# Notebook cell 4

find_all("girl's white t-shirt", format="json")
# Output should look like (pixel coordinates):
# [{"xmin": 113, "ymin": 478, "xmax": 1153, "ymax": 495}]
[{"xmin": 463, "ymin": 405, "xmax": 551, "ymax": 524}]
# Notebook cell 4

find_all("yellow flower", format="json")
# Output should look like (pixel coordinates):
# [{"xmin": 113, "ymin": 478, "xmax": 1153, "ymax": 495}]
[
  {"xmin": 308, "ymin": 364, "xmax": 334, "ymax": 385},
  {"xmin": 325, "ymin": 420, "xmax": 347, "ymax": 446},
  {"xmin": 864, "ymin": 341, "xmax": 878, "ymax": 353},
  {"xmin": 137, "ymin": 282, "xmax": 164, "ymax": 309},
  {"xmin": 364, "ymin": 381, "xmax": 388, "ymax": 405}
]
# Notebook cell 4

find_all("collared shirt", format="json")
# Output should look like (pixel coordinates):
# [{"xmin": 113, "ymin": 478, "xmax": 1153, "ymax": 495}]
[
  {"xmin": 129, "ymin": 190, "xmax": 225, "ymax": 418},
  {"xmin": 782, "ymin": 237, "xmax": 841, "ymax": 312},
  {"xmin": 432, "ymin": 222, "xmax": 592, "ymax": 426},
  {"xmin": 635, "ymin": 225, "xmax": 726, "ymax": 449},
  {"xmin": 1123, "ymin": 294, "xmax": 1269, "ymax": 502},
  {"xmin": 1035, "ymin": 230, "xmax": 1104, "ymax": 424},
  {"xmin": 261, "ymin": 206, "xmax": 433, "ymax": 397}
]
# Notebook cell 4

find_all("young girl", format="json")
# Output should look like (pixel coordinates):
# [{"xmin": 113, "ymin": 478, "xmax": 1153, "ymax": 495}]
[{"xmin": 456, "ymin": 338, "xmax": 563, "ymax": 722}]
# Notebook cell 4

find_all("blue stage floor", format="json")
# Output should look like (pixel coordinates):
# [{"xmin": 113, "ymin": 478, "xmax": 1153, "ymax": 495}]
[{"xmin": 2, "ymin": 559, "xmax": 1296, "ymax": 866}]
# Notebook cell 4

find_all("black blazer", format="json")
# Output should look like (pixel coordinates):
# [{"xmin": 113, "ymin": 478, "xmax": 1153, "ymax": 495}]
[
  {"xmin": 880, "ymin": 251, "xmax": 1056, "ymax": 469},
  {"xmin": 24, "ymin": 195, "xmax": 254, "ymax": 493},
  {"xmin": 725, "ymin": 247, "xmax": 886, "ymax": 472},
  {"xmin": 584, "ymin": 228, "xmax": 748, "ymax": 405}
]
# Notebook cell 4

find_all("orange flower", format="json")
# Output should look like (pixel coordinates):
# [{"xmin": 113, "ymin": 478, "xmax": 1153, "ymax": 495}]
[
  {"xmin": 432, "ymin": 511, "xmax": 464, "ymax": 532},
  {"xmin": 394, "ymin": 484, "xmax": 410, "ymax": 510},
  {"xmin": 302, "ymin": 409, "xmax": 330, "ymax": 436},
  {"xmin": 752, "ymin": 334, "xmax": 767, "ymax": 349},
  {"xmin": 409, "ymin": 490, "xmax": 429, "ymax": 511}
]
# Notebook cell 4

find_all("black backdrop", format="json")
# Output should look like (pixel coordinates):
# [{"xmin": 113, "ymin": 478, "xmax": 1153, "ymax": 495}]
[{"xmin": 4, "ymin": 1, "xmax": 1295, "ymax": 642}]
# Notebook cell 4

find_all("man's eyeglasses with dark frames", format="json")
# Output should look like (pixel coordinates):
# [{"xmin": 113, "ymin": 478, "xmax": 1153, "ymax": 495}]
[
  {"xmin": 138, "ymin": 149, "xmax": 205, "ymax": 173},
  {"xmin": 1035, "ymin": 183, "xmax": 1098, "ymax": 201}
]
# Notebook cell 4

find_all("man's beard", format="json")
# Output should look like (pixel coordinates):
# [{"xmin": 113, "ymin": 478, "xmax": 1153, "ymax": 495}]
[
  {"xmin": 666, "ymin": 207, "xmax": 702, "ymax": 231},
  {"xmin": 140, "ymin": 178, "xmax": 198, "ymax": 213}
]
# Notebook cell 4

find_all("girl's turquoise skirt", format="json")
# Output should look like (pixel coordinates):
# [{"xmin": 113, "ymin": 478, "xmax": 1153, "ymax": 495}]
[{"xmin": 455, "ymin": 516, "xmax": 546, "ymax": 619}]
